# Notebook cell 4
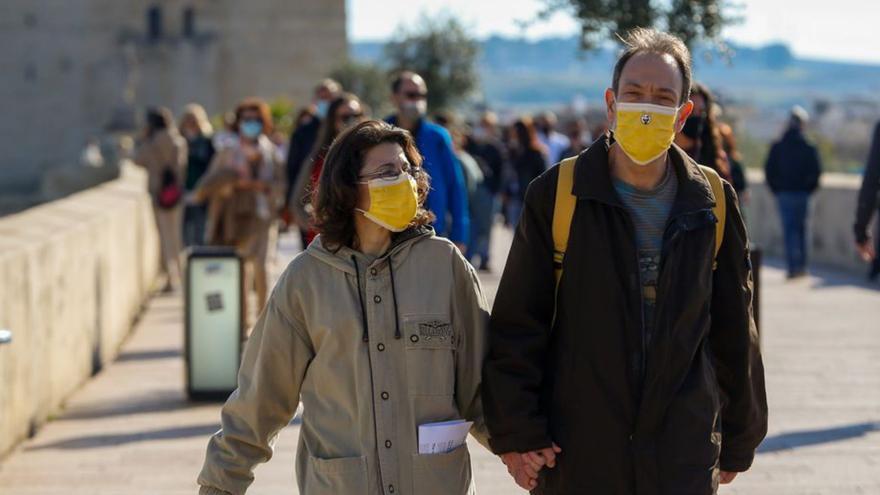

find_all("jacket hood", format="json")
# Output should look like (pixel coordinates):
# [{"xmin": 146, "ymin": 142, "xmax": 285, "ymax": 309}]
[{"xmin": 305, "ymin": 225, "xmax": 435, "ymax": 274}]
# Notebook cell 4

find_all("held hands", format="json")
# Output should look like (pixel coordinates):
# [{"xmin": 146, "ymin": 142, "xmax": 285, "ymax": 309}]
[
  {"xmin": 856, "ymin": 239, "xmax": 876, "ymax": 262},
  {"xmin": 500, "ymin": 443, "xmax": 562, "ymax": 491},
  {"xmin": 719, "ymin": 471, "xmax": 738, "ymax": 484}
]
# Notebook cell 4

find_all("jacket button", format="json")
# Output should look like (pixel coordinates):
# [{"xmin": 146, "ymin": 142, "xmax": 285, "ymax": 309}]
[
  {"xmin": 370, "ymin": 268, "xmax": 378, "ymax": 276},
  {"xmin": 377, "ymin": 343, "xmax": 385, "ymax": 352},
  {"xmin": 385, "ymin": 440, "xmax": 392, "ymax": 448},
  {"xmin": 374, "ymin": 295, "xmax": 382, "ymax": 303},
  {"xmin": 381, "ymin": 391, "xmax": 389, "ymax": 400},
  {"xmin": 410, "ymin": 334, "xmax": 419, "ymax": 343},
  {"xmin": 388, "ymin": 485, "xmax": 395, "ymax": 493}
]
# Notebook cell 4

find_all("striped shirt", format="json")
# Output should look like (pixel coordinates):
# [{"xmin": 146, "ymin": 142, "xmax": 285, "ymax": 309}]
[{"xmin": 612, "ymin": 165, "xmax": 678, "ymax": 344}]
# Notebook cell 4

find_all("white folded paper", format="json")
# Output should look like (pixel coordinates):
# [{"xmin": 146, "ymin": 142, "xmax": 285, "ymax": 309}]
[{"xmin": 418, "ymin": 419, "xmax": 473, "ymax": 454}]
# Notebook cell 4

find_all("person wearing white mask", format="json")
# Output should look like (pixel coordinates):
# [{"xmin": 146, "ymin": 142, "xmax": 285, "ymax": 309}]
[
  {"xmin": 283, "ymin": 78, "xmax": 342, "ymax": 243},
  {"xmin": 482, "ymin": 28, "xmax": 767, "ymax": 494},
  {"xmin": 195, "ymin": 98, "xmax": 282, "ymax": 323},
  {"xmin": 386, "ymin": 71, "xmax": 470, "ymax": 253}
]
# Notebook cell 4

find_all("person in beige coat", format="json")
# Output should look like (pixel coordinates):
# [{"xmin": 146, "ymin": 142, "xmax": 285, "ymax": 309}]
[
  {"xmin": 198, "ymin": 120, "xmax": 490, "ymax": 495},
  {"xmin": 134, "ymin": 107, "xmax": 187, "ymax": 291},
  {"xmin": 195, "ymin": 98, "xmax": 283, "ymax": 319}
]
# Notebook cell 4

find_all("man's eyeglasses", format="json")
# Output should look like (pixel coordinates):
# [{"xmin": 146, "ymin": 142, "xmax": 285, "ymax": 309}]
[
  {"xmin": 339, "ymin": 112, "xmax": 364, "ymax": 126},
  {"xmin": 401, "ymin": 91, "xmax": 427, "ymax": 101}
]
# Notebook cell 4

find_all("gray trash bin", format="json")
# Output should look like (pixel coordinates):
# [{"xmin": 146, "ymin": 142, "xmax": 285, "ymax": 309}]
[{"xmin": 185, "ymin": 246, "xmax": 244, "ymax": 400}]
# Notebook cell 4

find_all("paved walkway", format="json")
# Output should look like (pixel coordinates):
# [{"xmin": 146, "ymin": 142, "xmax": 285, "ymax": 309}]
[{"xmin": 0, "ymin": 226, "xmax": 878, "ymax": 494}]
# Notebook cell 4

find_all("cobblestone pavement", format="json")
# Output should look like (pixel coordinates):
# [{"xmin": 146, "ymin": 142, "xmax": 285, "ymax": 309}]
[{"xmin": 0, "ymin": 226, "xmax": 878, "ymax": 494}]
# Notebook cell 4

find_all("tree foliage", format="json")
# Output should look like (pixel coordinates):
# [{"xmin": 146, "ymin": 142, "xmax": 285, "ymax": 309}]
[
  {"xmin": 329, "ymin": 59, "xmax": 391, "ymax": 117},
  {"xmin": 539, "ymin": 0, "xmax": 738, "ymax": 50},
  {"xmin": 383, "ymin": 15, "xmax": 481, "ymax": 111}
]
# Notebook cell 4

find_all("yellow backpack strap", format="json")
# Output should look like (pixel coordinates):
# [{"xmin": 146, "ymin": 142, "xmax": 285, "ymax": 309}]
[
  {"xmin": 552, "ymin": 157, "xmax": 578, "ymax": 283},
  {"xmin": 698, "ymin": 165, "xmax": 726, "ymax": 269}
]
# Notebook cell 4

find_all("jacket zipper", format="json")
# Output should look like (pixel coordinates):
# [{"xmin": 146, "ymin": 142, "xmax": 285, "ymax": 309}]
[
  {"xmin": 619, "ymin": 212, "xmax": 648, "ymax": 392},
  {"xmin": 653, "ymin": 208, "xmax": 716, "ymax": 335},
  {"xmin": 636, "ymin": 207, "xmax": 714, "ymax": 395}
]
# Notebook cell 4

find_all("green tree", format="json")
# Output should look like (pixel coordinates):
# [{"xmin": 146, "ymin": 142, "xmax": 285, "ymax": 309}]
[
  {"xmin": 329, "ymin": 58, "xmax": 392, "ymax": 118},
  {"xmin": 383, "ymin": 15, "xmax": 480, "ymax": 111},
  {"xmin": 539, "ymin": 0, "xmax": 738, "ymax": 50}
]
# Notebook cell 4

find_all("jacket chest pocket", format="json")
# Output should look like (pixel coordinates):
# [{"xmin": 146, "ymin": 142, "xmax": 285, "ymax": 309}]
[{"xmin": 404, "ymin": 314, "xmax": 456, "ymax": 396}]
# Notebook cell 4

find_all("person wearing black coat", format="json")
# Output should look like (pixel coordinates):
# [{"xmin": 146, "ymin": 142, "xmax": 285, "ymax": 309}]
[
  {"xmin": 764, "ymin": 106, "xmax": 822, "ymax": 278},
  {"xmin": 482, "ymin": 28, "xmax": 767, "ymax": 495},
  {"xmin": 283, "ymin": 79, "xmax": 340, "ymax": 246},
  {"xmin": 854, "ymin": 121, "xmax": 880, "ymax": 280}
]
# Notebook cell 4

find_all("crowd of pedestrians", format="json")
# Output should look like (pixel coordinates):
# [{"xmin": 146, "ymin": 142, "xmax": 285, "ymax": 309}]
[
  {"xmin": 126, "ymin": 26, "xmax": 880, "ymax": 494},
  {"xmin": 190, "ymin": 27, "xmax": 772, "ymax": 495}
]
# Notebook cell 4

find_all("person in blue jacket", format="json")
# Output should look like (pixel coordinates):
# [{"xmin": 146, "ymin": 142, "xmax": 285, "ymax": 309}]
[{"xmin": 387, "ymin": 71, "xmax": 470, "ymax": 250}]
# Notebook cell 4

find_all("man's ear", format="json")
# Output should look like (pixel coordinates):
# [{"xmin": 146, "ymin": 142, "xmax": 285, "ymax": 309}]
[
  {"xmin": 604, "ymin": 88, "xmax": 616, "ymax": 124},
  {"xmin": 675, "ymin": 100, "xmax": 695, "ymax": 132}
]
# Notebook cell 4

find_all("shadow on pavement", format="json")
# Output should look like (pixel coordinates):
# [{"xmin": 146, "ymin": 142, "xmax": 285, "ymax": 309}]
[
  {"xmin": 60, "ymin": 392, "xmax": 200, "ymax": 421},
  {"xmin": 115, "ymin": 348, "xmax": 181, "ymax": 362},
  {"xmin": 760, "ymin": 256, "xmax": 879, "ymax": 290},
  {"xmin": 25, "ymin": 423, "xmax": 221, "ymax": 450},
  {"xmin": 757, "ymin": 421, "xmax": 880, "ymax": 453}
]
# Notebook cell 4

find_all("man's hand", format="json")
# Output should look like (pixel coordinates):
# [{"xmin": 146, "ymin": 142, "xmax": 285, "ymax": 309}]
[
  {"xmin": 719, "ymin": 471, "xmax": 738, "ymax": 484},
  {"xmin": 500, "ymin": 444, "xmax": 562, "ymax": 491},
  {"xmin": 500, "ymin": 452, "xmax": 538, "ymax": 490},
  {"xmin": 524, "ymin": 443, "xmax": 562, "ymax": 470},
  {"xmin": 856, "ymin": 239, "xmax": 876, "ymax": 262}
]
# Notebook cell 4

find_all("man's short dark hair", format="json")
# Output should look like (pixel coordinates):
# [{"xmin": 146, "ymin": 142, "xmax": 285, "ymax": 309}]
[
  {"xmin": 390, "ymin": 71, "xmax": 420, "ymax": 95},
  {"xmin": 612, "ymin": 28, "xmax": 692, "ymax": 105}
]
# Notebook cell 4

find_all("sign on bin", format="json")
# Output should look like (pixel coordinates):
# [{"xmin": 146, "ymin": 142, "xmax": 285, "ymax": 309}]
[{"xmin": 186, "ymin": 247, "xmax": 243, "ymax": 400}]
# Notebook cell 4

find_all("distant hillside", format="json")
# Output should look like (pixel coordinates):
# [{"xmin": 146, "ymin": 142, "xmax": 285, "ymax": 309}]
[{"xmin": 351, "ymin": 36, "xmax": 880, "ymax": 109}]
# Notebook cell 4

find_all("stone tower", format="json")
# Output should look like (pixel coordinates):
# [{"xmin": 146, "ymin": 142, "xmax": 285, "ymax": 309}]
[{"xmin": 0, "ymin": 0, "xmax": 347, "ymax": 204}]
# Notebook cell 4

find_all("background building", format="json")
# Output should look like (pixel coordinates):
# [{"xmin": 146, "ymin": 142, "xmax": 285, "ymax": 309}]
[{"xmin": 0, "ymin": 0, "xmax": 347, "ymax": 212}]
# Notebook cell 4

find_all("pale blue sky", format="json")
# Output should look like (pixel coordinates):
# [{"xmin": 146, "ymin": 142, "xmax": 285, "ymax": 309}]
[{"xmin": 348, "ymin": 0, "xmax": 880, "ymax": 64}]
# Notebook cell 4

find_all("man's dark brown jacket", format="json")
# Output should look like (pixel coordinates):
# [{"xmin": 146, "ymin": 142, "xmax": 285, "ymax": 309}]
[{"xmin": 483, "ymin": 137, "xmax": 768, "ymax": 495}]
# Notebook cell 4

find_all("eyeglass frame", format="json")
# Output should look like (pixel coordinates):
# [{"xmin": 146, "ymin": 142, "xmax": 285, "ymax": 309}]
[{"xmin": 357, "ymin": 164, "xmax": 421, "ymax": 182}]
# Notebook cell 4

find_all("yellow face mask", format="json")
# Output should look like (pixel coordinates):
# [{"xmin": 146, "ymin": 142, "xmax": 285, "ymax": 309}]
[
  {"xmin": 356, "ymin": 173, "xmax": 419, "ymax": 232},
  {"xmin": 612, "ymin": 101, "xmax": 682, "ymax": 165}
]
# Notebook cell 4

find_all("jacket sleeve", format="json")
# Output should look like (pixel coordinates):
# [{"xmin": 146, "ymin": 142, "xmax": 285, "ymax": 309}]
[
  {"xmin": 284, "ymin": 124, "xmax": 314, "ymax": 205},
  {"xmin": 194, "ymin": 150, "xmax": 238, "ymax": 203},
  {"xmin": 290, "ymin": 154, "xmax": 316, "ymax": 228},
  {"xmin": 855, "ymin": 123, "xmax": 880, "ymax": 244},
  {"xmin": 764, "ymin": 144, "xmax": 780, "ymax": 194},
  {"xmin": 710, "ymin": 182, "xmax": 768, "ymax": 472},
  {"xmin": 807, "ymin": 144, "xmax": 822, "ymax": 194},
  {"xmin": 451, "ymin": 247, "xmax": 492, "ymax": 451},
  {"xmin": 439, "ymin": 130, "xmax": 471, "ymax": 245},
  {"xmin": 482, "ymin": 171, "xmax": 557, "ymax": 454},
  {"xmin": 176, "ymin": 135, "xmax": 188, "ymax": 180},
  {"xmin": 197, "ymin": 273, "xmax": 314, "ymax": 495}
]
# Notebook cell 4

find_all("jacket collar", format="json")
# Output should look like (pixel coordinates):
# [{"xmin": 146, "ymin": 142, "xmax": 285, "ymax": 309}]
[
  {"xmin": 308, "ymin": 225, "xmax": 435, "ymax": 275},
  {"xmin": 386, "ymin": 115, "xmax": 424, "ymax": 139},
  {"xmin": 572, "ymin": 135, "xmax": 716, "ymax": 215}
]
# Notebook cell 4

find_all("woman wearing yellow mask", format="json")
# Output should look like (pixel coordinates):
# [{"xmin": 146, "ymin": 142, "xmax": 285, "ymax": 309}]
[{"xmin": 198, "ymin": 120, "xmax": 491, "ymax": 495}]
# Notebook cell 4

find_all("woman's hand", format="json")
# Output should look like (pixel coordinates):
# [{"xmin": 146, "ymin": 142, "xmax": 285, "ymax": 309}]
[
  {"xmin": 856, "ymin": 239, "xmax": 876, "ymax": 262},
  {"xmin": 719, "ymin": 471, "xmax": 738, "ymax": 484}
]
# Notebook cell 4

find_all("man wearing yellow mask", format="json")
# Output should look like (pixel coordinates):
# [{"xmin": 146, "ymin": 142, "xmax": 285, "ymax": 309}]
[{"xmin": 483, "ymin": 28, "xmax": 767, "ymax": 494}]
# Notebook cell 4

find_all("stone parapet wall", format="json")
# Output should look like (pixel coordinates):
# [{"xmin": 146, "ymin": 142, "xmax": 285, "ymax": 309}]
[
  {"xmin": 745, "ymin": 171, "xmax": 866, "ymax": 273},
  {"xmin": 0, "ymin": 163, "xmax": 159, "ymax": 457}
]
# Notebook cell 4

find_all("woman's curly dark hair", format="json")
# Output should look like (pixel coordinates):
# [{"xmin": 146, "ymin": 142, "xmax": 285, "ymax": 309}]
[{"xmin": 313, "ymin": 120, "xmax": 433, "ymax": 250}]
